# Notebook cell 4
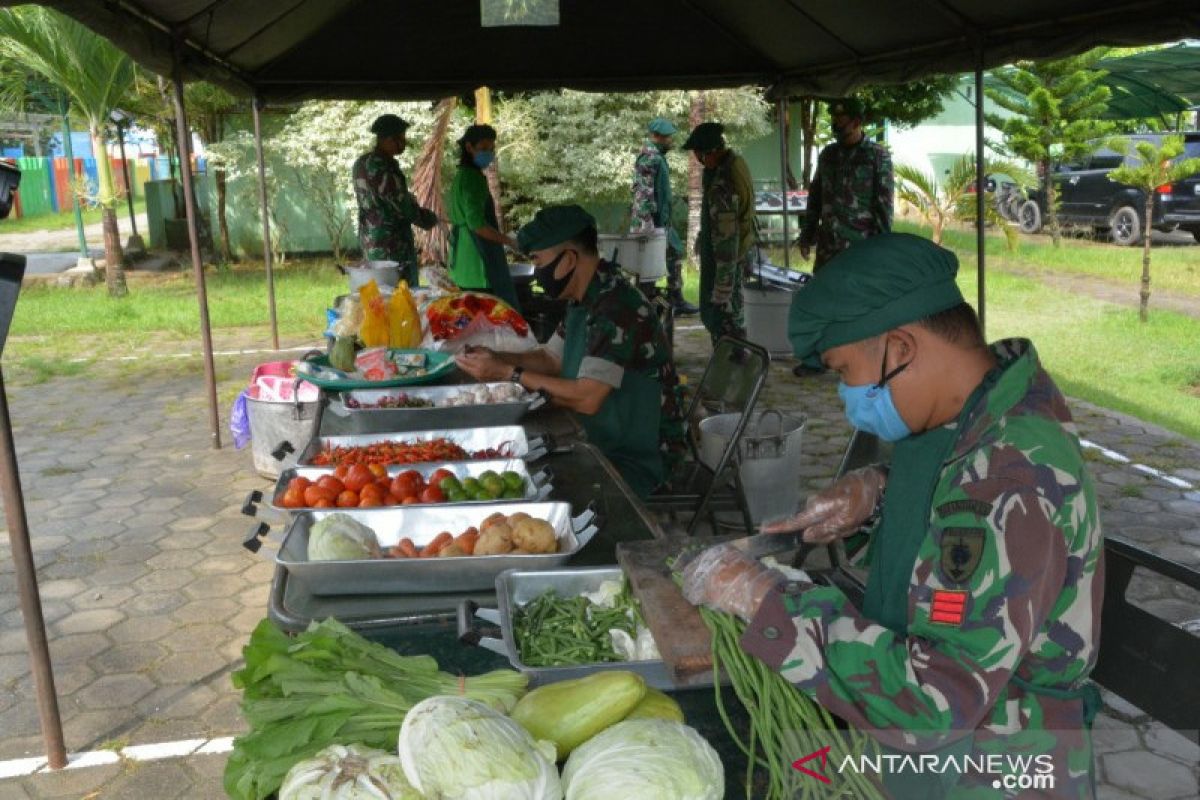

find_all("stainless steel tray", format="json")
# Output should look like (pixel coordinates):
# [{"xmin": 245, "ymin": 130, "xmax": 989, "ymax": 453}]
[
  {"xmin": 247, "ymin": 502, "xmax": 598, "ymax": 595},
  {"xmin": 297, "ymin": 426, "xmax": 547, "ymax": 467},
  {"xmin": 326, "ymin": 383, "xmax": 547, "ymax": 434},
  {"xmin": 457, "ymin": 567, "xmax": 679, "ymax": 689},
  {"xmin": 264, "ymin": 459, "xmax": 553, "ymax": 512}
]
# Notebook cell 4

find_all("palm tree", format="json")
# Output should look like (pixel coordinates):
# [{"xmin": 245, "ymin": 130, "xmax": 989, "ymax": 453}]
[
  {"xmin": 896, "ymin": 154, "xmax": 1033, "ymax": 251},
  {"xmin": 0, "ymin": 6, "xmax": 135, "ymax": 296}
]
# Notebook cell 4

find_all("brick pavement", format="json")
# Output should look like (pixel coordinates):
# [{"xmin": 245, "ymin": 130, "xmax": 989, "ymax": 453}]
[{"xmin": 0, "ymin": 325, "xmax": 1195, "ymax": 798}]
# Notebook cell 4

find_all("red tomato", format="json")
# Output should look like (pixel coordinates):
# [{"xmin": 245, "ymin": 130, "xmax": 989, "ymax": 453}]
[
  {"xmin": 344, "ymin": 464, "xmax": 373, "ymax": 492},
  {"xmin": 384, "ymin": 492, "xmax": 402, "ymax": 506},
  {"xmin": 303, "ymin": 485, "xmax": 336, "ymax": 507},
  {"xmin": 333, "ymin": 464, "xmax": 350, "ymax": 480},
  {"xmin": 401, "ymin": 496, "xmax": 421, "ymax": 505},
  {"xmin": 420, "ymin": 485, "xmax": 446, "ymax": 504},
  {"xmin": 317, "ymin": 475, "xmax": 345, "ymax": 495},
  {"xmin": 336, "ymin": 490, "xmax": 359, "ymax": 508},
  {"xmin": 281, "ymin": 488, "xmax": 305, "ymax": 508},
  {"xmin": 287, "ymin": 476, "xmax": 312, "ymax": 494},
  {"xmin": 358, "ymin": 495, "xmax": 383, "ymax": 508},
  {"xmin": 429, "ymin": 468, "xmax": 455, "ymax": 486},
  {"xmin": 367, "ymin": 463, "xmax": 388, "ymax": 480},
  {"xmin": 391, "ymin": 470, "xmax": 423, "ymax": 498},
  {"xmin": 313, "ymin": 498, "xmax": 334, "ymax": 508}
]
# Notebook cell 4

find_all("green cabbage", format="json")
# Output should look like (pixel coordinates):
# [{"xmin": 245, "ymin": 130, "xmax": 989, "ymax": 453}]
[
  {"xmin": 279, "ymin": 743, "xmax": 422, "ymax": 800},
  {"xmin": 398, "ymin": 695, "xmax": 562, "ymax": 800},
  {"xmin": 307, "ymin": 513, "xmax": 381, "ymax": 561},
  {"xmin": 561, "ymin": 719, "xmax": 723, "ymax": 800}
]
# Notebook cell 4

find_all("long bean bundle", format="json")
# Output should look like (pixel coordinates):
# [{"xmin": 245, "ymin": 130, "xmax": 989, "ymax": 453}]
[
  {"xmin": 701, "ymin": 608, "xmax": 884, "ymax": 799},
  {"xmin": 513, "ymin": 584, "xmax": 642, "ymax": 666}
]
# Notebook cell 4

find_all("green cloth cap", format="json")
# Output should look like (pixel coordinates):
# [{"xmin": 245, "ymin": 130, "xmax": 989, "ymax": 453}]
[
  {"xmin": 647, "ymin": 117, "xmax": 677, "ymax": 136},
  {"xmin": 787, "ymin": 233, "xmax": 964, "ymax": 359},
  {"xmin": 828, "ymin": 97, "xmax": 866, "ymax": 119},
  {"xmin": 517, "ymin": 205, "xmax": 596, "ymax": 252},
  {"xmin": 682, "ymin": 122, "xmax": 725, "ymax": 152},
  {"xmin": 370, "ymin": 114, "xmax": 409, "ymax": 137}
]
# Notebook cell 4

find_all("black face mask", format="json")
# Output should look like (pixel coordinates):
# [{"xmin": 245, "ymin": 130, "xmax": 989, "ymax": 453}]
[{"xmin": 535, "ymin": 250, "xmax": 576, "ymax": 299}]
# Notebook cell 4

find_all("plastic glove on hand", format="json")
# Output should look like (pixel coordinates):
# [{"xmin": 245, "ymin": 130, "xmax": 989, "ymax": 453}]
[
  {"xmin": 760, "ymin": 465, "xmax": 887, "ymax": 544},
  {"xmin": 680, "ymin": 544, "xmax": 784, "ymax": 622}
]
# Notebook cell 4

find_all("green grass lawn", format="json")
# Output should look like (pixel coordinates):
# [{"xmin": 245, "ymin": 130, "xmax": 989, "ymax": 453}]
[
  {"xmin": 4, "ymin": 245, "xmax": 1200, "ymax": 442},
  {"xmin": 2, "ymin": 197, "xmax": 148, "ymax": 235},
  {"xmin": 897, "ymin": 219, "xmax": 1200, "ymax": 298}
]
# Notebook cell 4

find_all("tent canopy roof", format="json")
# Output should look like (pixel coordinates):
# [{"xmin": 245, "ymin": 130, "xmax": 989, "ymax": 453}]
[
  {"xmin": 1099, "ymin": 44, "xmax": 1200, "ymax": 119},
  {"xmin": 8, "ymin": 0, "xmax": 1200, "ymax": 102}
]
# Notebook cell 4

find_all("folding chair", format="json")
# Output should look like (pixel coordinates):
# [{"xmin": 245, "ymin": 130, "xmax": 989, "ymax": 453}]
[{"xmin": 646, "ymin": 336, "xmax": 770, "ymax": 537}]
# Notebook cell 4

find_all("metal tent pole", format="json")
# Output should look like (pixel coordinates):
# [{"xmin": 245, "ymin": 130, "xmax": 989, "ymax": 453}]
[
  {"xmin": 171, "ymin": 40, "xmax": 222, "ymax": 449},
  {"xmin": 115, "ymin": 122, "xmax": 144, "ymax": 252},
  {"xmin": 975, "ymin": 56, "xmax": 987, "ymax": 336},
  {"xmin": 777, "ymin": 97, "xmax": 791, "ymax": 270},
  {"xmin": 252, "ymin": 96, "xmax": 279, "ymax": 351},
  {"xmin": 0, "ymin": 255, "xmax": 67, "ymax": 770}
]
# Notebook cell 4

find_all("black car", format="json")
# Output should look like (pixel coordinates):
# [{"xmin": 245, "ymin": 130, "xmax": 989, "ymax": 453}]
[{"xmin": 1017, "ymin": 132, "xmax": 1200, "ymax": 245}]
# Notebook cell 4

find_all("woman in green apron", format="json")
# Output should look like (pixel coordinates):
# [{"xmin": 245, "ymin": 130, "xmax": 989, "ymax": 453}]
[
  {"xmin": 680, "ymin": 234, "xmax": 1104, "ymax": 798},
  {"xmin": 448, "ymin": 124, "xmax": 521, "ymax": 310},
  {"xmin": 454, "ymin": 205, "xmax": 685, "ymax": 498}
]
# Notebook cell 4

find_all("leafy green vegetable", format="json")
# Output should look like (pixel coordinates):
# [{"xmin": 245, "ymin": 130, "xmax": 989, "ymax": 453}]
[
  {"xmin": 225, "ymin": 618, "xmax": 528, "ymax": 800},
  {"xmin": 307, "ymin": 513, "xmax": 381, "ymax": 561},
  {"xmin": 561, "ymin": 719, "xmax": 723, "ymax": 800},
  {"xmin": 279, "ymin": 743, "xmax": 421, "ymax": 799}
]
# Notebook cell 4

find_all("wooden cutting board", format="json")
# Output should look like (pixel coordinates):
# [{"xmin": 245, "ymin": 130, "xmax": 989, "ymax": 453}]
[{"xmin": 616, "ymin": 536, "xmax": 737, "ymax": 687}]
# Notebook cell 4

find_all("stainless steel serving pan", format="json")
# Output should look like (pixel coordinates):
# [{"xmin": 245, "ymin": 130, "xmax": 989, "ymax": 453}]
[
  {"xmin": 296, "ymin": 426, "xmax": 547, "ymax": 467},
  {"xmin": 263, "ymin": 459, "xmax": 552, "ymax": 512},
  {"xmin": 457, "ymin": 567, "xmax": 678, "ymax": 689},
  {"xmin": 326, "ymin": 383, "xmax": 547, "ymax": 434},
  {"xmin": 245, "ymin": 502, "xmax": 598, "ymax": 595}
]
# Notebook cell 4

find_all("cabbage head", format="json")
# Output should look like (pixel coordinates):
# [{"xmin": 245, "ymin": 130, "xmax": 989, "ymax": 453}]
[
  {"xmin": 398, "ymin": 695, "xmax": 562, "ymax": 800},
  {"xmin": 561, "ymin": 719, "xmax": 723, "ymax": 800},
  {"xmin": 279, "ymin": 743, "xmax": 422, "ymax": 800},
  {"xmin": 308, "ymin": 513, "xmax": 381, "ymax": 561}
]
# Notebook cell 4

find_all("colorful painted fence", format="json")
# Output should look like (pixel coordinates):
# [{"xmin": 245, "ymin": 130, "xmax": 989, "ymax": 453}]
[{"xmin": 6, "ymin": 156, "xmax": 155, "ymax": 220}]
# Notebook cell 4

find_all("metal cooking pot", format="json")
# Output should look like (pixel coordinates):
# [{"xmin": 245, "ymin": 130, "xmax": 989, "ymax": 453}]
[{"xmin": 342, "ymin": 260, "xmax": 401, "ymax": 291}]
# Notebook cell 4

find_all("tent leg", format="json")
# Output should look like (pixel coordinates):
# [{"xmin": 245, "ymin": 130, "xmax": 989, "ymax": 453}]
[
  {"xmin": 975, "ymin": 56, "xmax": 987, "ymax": 336},
  {"xmin": 0, "ymin": 367, "xmax": 67, "ymax": 769},
  {"xmin": 172, "ymin": 42, "xmax": 222, "ymax": 449},
  {"xmin": 252, "ymin": 97, "xmax": 279, "ymax": 351},
  {"xmin": 777, "ymin": 98, "xmax": 790, "ymax": 270}
]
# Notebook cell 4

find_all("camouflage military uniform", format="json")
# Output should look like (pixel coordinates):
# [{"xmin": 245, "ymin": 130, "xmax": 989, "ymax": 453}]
[
  {"xmin": 631, "ymin": 140, "xmax": 684, "ymax": 292},
  {"xmin": 742, "ymin": 339, "xmax": 1104, "ymax": 798},
  {"xmin": 698, "ymin": 150, "xmax": 754, "ymax": 343},
  {"xmin": 352, "ymin": 150, "xmax": 438, "ymax": 285},
  {"xmin": 800, "ymin": 137, "xmax": 893, "ymax": 268},
  {"xmin": 544, "ymin": 261, "xmax": 685, "ymax": 496}
]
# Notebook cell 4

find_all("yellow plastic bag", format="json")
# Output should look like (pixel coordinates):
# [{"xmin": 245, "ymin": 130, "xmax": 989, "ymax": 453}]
[
  {"xmin": 358, "ymin": 280, "xmax": 390, "ymax": 348},
  {"xmin": 389, "ymin": 281, "xmax": 422, "ymax": 348}
]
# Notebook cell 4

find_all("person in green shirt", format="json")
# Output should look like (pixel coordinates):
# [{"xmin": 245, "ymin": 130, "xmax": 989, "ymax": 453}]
[
  {"xmin": 454, "ymin": 205, "xmax": 685, "ymax": 497},
  {"xmin": 448, "ymin": 124, "xmax": 520, "ymax": 310}
]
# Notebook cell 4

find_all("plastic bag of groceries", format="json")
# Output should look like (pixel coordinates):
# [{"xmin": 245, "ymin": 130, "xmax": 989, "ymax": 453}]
[{"xmin": 422, "ymin": 291, "xmax": 536, "ymax": 353}]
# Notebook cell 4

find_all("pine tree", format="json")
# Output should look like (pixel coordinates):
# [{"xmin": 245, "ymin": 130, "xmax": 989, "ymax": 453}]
[{"xmin": 985, "ymin": 51, "xmax": 1113, "ymax": 247}]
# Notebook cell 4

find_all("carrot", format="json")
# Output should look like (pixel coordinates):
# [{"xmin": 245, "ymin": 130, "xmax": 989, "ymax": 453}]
[
  {"xmin": 395, "ymin": 537, "xmax": 419, "ymax": 559},
  {"xmin": 455, "ymin": 530, "xmax": 479, "ymax": 555},
  {"xmin": 421, "ymin": 531, "xmax": 454, "ymax": 557}
]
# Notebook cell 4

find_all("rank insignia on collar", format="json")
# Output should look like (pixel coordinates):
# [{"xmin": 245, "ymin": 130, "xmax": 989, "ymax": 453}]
[
  {"xmin": 939, "ymin": 526, "xmax": 984, "ymax": 584},
  {"xmin": 930, "ymin": 589, "xmax": 968, "ymax": 625}
]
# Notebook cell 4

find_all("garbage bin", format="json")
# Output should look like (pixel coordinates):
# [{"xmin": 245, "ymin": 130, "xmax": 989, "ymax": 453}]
[{"xmin": 698, "ymin": 409, "xmax": 806, "ymax": 524}]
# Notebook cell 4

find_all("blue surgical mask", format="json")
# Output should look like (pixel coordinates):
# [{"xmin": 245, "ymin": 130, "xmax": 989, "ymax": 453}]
[
  {"xmin": 837, "ymin": 343, "xmax": 912, "ymax": 442},
  {"xmin": 473, "ymin": 151, "xmax": 495, "ymax": 169}
]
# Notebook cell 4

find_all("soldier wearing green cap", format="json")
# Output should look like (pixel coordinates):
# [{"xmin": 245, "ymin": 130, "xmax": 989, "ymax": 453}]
[
  {"xmin": 455, "ymin": 205, "xmax": 685, "ymax": 497},
  {"xmin": 681, "ymin": 233, "xmax": 1103, "ymax": 798},
  {"xmin": 352, "ymin": 113, "xmax": 439, "ymax": 285},
  {"xmin": 631, "ymin": 118, "xmax": 697, "ymax": 316},
  {"xmin": 683, "ymin": 121, "xmax": 755, "ymax": 344}
]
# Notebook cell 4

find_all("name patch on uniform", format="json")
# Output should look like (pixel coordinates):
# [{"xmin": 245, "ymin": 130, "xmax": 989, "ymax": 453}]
[
  {"xmin": 930, "ymin": 589, "xmax": 968, "ymax": 626},
  {"xmin": 939, "ymin": 526, "xmax": 985, "ymax": 584},
  {"xmin": 936, "ymin": 499, "xmax": 993, "ymax": 519}
]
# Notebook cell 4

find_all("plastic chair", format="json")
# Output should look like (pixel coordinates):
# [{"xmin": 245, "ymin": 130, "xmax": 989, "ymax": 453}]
[{"xmin": 646, "ymin": 336, "xmax": 770, "ymax": 537}]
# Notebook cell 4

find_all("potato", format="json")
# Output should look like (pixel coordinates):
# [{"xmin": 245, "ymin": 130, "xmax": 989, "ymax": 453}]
[
  {"xmin": 437, "ymin": 543, "xmax": 466, "ymax": 558},
  {"xmin": 507, "ymin": 512, "xmax": 532, "ymax": 526},
  {"xmin": 510, "ymin": 517, "xmax": 557, "ymax": 554},
  {"xmin": 474, "ymin": 523, "xmax": 513, "ymax": 555},
  {"xmin": 480, "ymin": 512, "xmax": 508, "ymax": 532}
]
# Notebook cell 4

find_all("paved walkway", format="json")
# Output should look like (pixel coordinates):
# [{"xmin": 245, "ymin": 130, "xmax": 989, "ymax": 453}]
[
  {"xmin": 0, "ymin": 325, "xmax": 1196, "ymax": 798},
  {"xmin": 0, "ymin": 213, "xmax": 148, "ymax": 256}
]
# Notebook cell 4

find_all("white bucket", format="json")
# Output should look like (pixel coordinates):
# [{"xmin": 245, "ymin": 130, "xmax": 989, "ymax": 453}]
[
  {"xmin": 743, "ymin": 285, "xmax": 794, "ymax": 357},
  {"xmin": 598, "ymin": 231, "xmax": 668, "ymax": 279},
  {"xmin": 698, "ymin": 409, "xmax": 806, "ymax": 524},
  {"xmin": 346, "ymin": 260, "xmax": 401, "ymax": 292}
]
